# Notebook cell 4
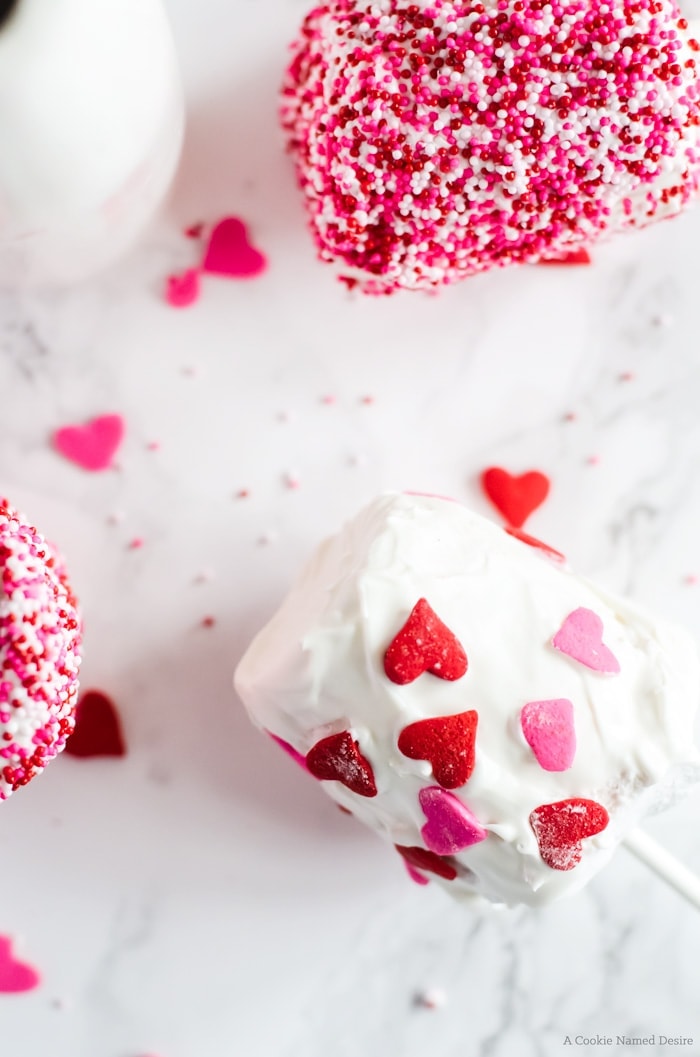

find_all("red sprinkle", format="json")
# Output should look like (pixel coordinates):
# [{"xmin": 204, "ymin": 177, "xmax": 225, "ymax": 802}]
[
  {"xmin": 384, "ymin": 599, "xmax": 468, "ymax": 685},
  {"xmin": 395, "ymin": 845, "xmax": 458, "ymax": 881},
  {"xmin": 306, "ymin": 731, "xmax": 377, "ymax": 797},
  {"xmin": 398, "ymin": 711, "xmax": 478, "ymax": 789},
  {"xmin": 481, "ymin": 467, "xmax": 551, "ymax": 529},
  {"xmin": 529, "ymin": 798, "xmax": 609, "ymax": 870}
]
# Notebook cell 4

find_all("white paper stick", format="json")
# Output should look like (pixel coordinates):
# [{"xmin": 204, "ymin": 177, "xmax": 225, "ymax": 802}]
[{"xmin": 624, "ymin": 830, "xmax": 700, "ymax": 911}]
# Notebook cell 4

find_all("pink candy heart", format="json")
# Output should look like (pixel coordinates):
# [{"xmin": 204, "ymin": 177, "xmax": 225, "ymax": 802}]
[
  {"xmin": 419, "ymin": 786, "xmax": 487, "ymax": 856},
  {"xmin": 520, "ymin": 699, "xmax": 576, "ymax": 772},
  {"xmin": 165, "ymin": 267, "xmax": 201, "ymax": 308},
  {"xmin": 202, "ymin": 217, "xmax": 267, "ymax": 279},
  {"xmin": 53, "ymin": 414, "xmax": 125, "ymax": 472},
  {"xmin": 0, "ymin": 936, "xmax": 40, "ymax": 994},
  {"xmin": 552, "ymin": 608, "xmax": 620, "ymax": 674}
]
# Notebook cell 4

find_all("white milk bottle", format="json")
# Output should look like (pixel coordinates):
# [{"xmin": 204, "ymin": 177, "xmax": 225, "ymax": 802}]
[{"xmin": 0, "ymin": 0, "xmax": 184, "ymax": 287}]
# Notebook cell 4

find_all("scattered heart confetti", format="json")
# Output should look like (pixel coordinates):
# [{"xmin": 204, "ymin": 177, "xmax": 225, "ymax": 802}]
[
  {"xmin": 165, "ymin": 268, "xmax": 201, "ymax": 308},
  {"xmin": 553, "ymin": 608, "xmax": 620, "ymax": 674},
  {"xmin": 202, "ymin": 217, "xmax": 267, "ymax": 279},
  {"xmin": 0, "ymin": 937, "xmax": 41, "ymax": 994},
  {"xmin": 520, "ymin": 699, "xmax": 576, "ymax": 772},
  {"xmin": 530, "ymin": 798, "xmax": 609, "ymax": 871},
  {"xmin": 481, "ymin": 467, "xmax": 551, "ymax": 529},
  {"xmin": 53, "ymin": 414, "xmax": 125, "ymax": 472},
  {"xmin": 505, "ymin": 526, "xmax": 566, "ymax": 564},
  {"xmin": 267, "ymin": 731, "xmax": 309, "ymax": 772},
  {"xmin": 419, "ymin": 786, "xmax": 488, "ymax": 856},
  {"xmin": 538, "ymin": 248, "xmax": 592, "ymax": 265},
  {"xmin": 384, "ymin": 599, "xmax": 468, "ymax": 685},
  {"xmin": 395, "ymin": 845, "xmax": 457, "ymax": 881},
  {"xmin": 64, "ymin": 690, "xmax": 126, "ymax": 758},
  {"xmin": 306, "ymin": 731, "xmax": 377, "ymax": 797},
  {"xmin": 398, "ymin": 711, "xmax": 478, "ymax": 789}
]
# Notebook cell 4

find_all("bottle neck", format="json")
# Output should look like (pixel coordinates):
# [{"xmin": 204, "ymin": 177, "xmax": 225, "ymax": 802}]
[{"xmin": 0, "ymin": 0, "xmax": 18, "ymax": 31}]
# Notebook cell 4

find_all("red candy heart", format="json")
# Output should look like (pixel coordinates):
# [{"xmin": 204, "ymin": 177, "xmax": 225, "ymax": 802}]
[
  {"xmin": 64, "ymin": 690, "xmax": 126, "ymax": 758},
  {"xmin": 384, "ymin": 599, "xmax": 467, "ymax": 686},
  {"xmin": 529, "ymin": 798, "xmax": 609, "ymax": 871},
  {"xmin": 505, "ymin": 526, "xmax": 565, "ymax": 564},
  {"xmin": 481, "ymin": 467, "xmax": 551, "ymax": 529},
  {"xmin": 398, "ymin": 711, "xmax": 478, "ymax": 789},
  {"xmin": 395, "ymin": 845, "xmax": 457, "ymax": 882},
  {"xmin": 53, "ymin": 414, "xmax": 125, "ymax": 472},
  {"xmin": 305, "ymin": 731, "xmax": 377, "ymax": 797},
  {"xmin": 202, "ymin": 217, "xmax": 268, "ymax": 279},
  {"xmin": 538, "ymin": 248, "xmax": 592, "ymax": 266},
  {"xmin": 0, "ymin": 936, "xmax": 40, "ymax": 994},
  {"xmin": 165, "ymin": 268, "xmax": 201, "ymax": 308}
]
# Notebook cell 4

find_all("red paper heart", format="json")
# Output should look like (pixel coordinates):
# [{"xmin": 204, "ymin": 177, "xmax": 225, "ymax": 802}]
[
  {"xmin": 395, "ymin": 845, "xmax": 457, "ymax": 881},
  {"xmin": 398, "ymin": 711, "xmax": 478, "ymax": 789},
  {"xmin": 305, "ymin": 731, "xmax": 377, "ymax": 797},
  {"xmin": 0, "ymin": 936, "xmax": 40, "ymax": 993},
  {"xmin": 384, "ymin": 599, "xmax": 468, "ymax": 686},
  {"xmin": 64, "ymin": 691, "xmax": 126, "ymax": 758},
  {"xmin": 202, "ymin": 217, "xmax": 268, "ymax": 279},
  {"xmin": 529, "ymin": 798, "xmax": 609, "ymax": 871},
  {"xmin": 53, "ymin": 415, "xmax": 124, "ymax": 472},
  {"xmin": 538, "ymin": 248, "xmax": 592, "ymax": 266},
  {"xmin": 481, "ymin": 467, "xmax": 550, "ymax": 529}
]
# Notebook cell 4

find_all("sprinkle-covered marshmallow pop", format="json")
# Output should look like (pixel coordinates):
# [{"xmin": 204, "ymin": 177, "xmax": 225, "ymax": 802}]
[
  {"xmin": 0, "ymin": 499, "xmax": 82, "ymax": 800},
  {"xmin": 235, "ymin": 494, "xmax": 700, "ymax": 908},
  {"xmin": 282, "ymin": 0, "xmax": 700, "ymax": 292}
]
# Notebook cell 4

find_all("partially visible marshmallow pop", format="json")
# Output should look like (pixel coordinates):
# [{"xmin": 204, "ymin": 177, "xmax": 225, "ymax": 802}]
[{"xmin": 235, "ymin": 494, "xmax": 700, "ymax": 907}]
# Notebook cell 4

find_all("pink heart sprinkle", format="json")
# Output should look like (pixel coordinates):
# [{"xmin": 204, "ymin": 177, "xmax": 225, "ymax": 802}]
[
  {"xmin": 520, "ymin": 699, "xmax": 576, "ymax": 772},
  {"xmin": 267, "ymin": 732, "xmax": 309, "ymax": 772},
  {"xmin": 202, "ymin": 217, "xmax": 267, "ymax": 279},
  {"xmin": 552, "ymin": 608, "xmax": 620, "ymax": 674},
  {"xmin": 0, "ymin": 936, "xmax": 41, "ymax": 994},
  {"xmin": 165, "ymin": 268, "xmax": 201, "ymax": 308},
  {"xmin": 419, "ymin": 786, "xmax": 487, "ymax": 856},
  {"xmin": 404, "ymin": 861, "xmax": 430, "ymax": 886},
  {"xmin": 53, "ymin": 414, "xmax": 125, "ymax": 472}
]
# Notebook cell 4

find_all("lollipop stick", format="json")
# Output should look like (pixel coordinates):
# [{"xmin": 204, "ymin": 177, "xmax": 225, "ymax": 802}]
[{"xmin": 624, "ymin": 830, "xmax": 700, "ymax": 911}]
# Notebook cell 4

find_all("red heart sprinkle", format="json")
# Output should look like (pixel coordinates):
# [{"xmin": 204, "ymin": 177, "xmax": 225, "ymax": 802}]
[
  {"xmin": 538, "ymin": 247, "xmax": 592, "ymax": 265},
  {"xmin": 53, "ymin": 414, "xmax": 125, "ymax": 472},
  {"xmin": 395, "ymin": 845, "xmax": 457, "ymax": 881},
  {"xmin": 398, "ymin": 711, "xmax": 478, "ymax": 789},
  {"xmin": 305, "ymin": 731, "xmax": 377, "ymax": 797},
  {"xmin": 202, "ymin": 217, "xmax": 268, "ymax": 279},
  {"xmin": 0, "ymin": 936, "xmax": 41, "ymax": 993},
  {"xmin": 64, "ymin": 690, "xmax": 126, "ymax": 758},
  {"xmin": 165, "ymin": 268, "xmax": 201, "ymax": 308},
  {"xmin": 529, "ymin": 798, "xmax": 609, "ymax": 871},
  {"xmin": 505, "ymin": 526, "xmax": 565, "ymax": 564},
  {"xmin": 384, "ymin": 599, "xmax": 468, "ymax": 686},
  {"xmin": 481, "ymin": 467, "xmax": 551, "ymax": 529}
]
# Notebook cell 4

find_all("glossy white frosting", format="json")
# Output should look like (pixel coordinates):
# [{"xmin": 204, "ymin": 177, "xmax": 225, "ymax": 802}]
[
  {"xmin": 0, "ymin": 0, "xmax": 183, "ymax": 287},
  {"xmin": 235, "ymin": 494, "xmax": 700, "ymax": 906}
]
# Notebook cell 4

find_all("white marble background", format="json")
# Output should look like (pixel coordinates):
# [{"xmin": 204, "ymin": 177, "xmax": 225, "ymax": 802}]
[{"xmin": 1, "ymin": 1, "xmax": 700, "ymax": 1055}]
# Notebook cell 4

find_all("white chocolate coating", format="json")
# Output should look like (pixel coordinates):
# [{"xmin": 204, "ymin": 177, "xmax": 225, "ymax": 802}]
[{"xmin": 235, "ymin": 494, "xmax": 700, "ymax": 906}]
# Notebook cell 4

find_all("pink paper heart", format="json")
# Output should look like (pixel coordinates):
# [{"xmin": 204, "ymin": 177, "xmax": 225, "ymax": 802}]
[
  {"xmin": 552, "ymin": 608, "xmax": 620, "ymax": 674},
  {"xmin": 165, "ymin": 267, "xmax": 201, "ymax": 308},
  {"xmin": 419, "ymin": 786, "xmax": 487, "ymax": 856},
  {"xmin": 202, "ymin": 217, "xmax": 267, "ymax": 279},
  {"xmin": 520, "ymin": 699, "xmax": 576, "ymax": 772},
  {"xmin": 53, "ymin": 414, "xmax": 125, "ymax": 472},
  {"xmin": 0, "ymin": 936, "xmax": 40, "ymax": 994}
]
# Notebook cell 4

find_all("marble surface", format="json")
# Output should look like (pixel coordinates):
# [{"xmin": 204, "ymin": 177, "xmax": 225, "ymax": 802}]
[{"xmin": 1, "ymin": 1, "xmax": 700, "ymax": 1055}]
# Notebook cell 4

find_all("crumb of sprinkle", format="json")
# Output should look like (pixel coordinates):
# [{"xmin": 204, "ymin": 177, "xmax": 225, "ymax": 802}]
[
  {"xmin": 685, "ymin": 574, "xmax": 698, "ymax": 586},
  {"xmin": 360, "ymin": 395, "xmax": 375, "ymax": 406},
  {"xmin": 146, "ymin": 441, "xmax": 161, "ymax": 452},
  {"xmin": 321, "ymin": 395, "xmax": 336, "ymax": 405},
  {"xmin": 201, "ymin": 616, "xmax": 216, "ymax": 629},
  {"xmin": 619, "ymin": 371, "xmax": 635, "ymax": 382},
  {"xmin": 586, "ymin": 455, "xmax": 600, "ymax": 466},
  {"xmin": 107, "ymin": 511, "xmax": 126, "ymax": 526},
  {"xmin": 128, "ymin": 537, "xmax": 145, "ymax": 550},
  {"xmin": 284, "ymin": 472, "xmax": 301, "ymax": 490},
  {"xmin": 414, "ymin": 988, "xmax": 447, "ymax": 1011},
  {"xmin": 563, "ymin": 412, "xmax": 577, "ymax": 423},
  {"xmin": 236, "ymin": 489, "xmax": 250, "ymax": 500}
]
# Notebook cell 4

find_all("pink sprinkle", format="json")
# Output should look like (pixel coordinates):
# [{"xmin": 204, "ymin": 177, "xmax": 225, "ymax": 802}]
[
  {"xmin": 146, "ymin": 442, "xmax": 161, "ymax": 452},
  {"xmin": 587, "ymin": 455, "xmax": 600, "ymax": 466},
  {"xmin": 128, "ymin": 538, "xmax": 145, "ymax": 551},
  {"xmin": 321, "ymin": 395, "xmax": 336, "ymax": 405},
  {"xmin": 619, "ymin": 371, "xmax": 635, "ymax": 382},
  {"xmin": 360, "ymin": 395, "xmax": 375, "ymax": 405},
  {"xmin": 201, "ymin": 616, "xmax": 216, "ymax": 628},
  {"xmin": 165, "ymin": 268, "xmax": 201, "ymax": 309},
  {"xmin": 285, "ymin": 472, "xmax": 301, "ymax": 490},
  {"xmin": 185, "ymin": 221, "xmax": 205, "ymax": 239},
  {"xmin": 685, "ymin": 574, "xmax": 698, "ymax": 586},
  {"xmin": 236, "ymin": 489, "xmax": 250, "ymax": 499},
  {"xmin": 563, "ymin": 412, "xmax": 577, "ymax": 422}
]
